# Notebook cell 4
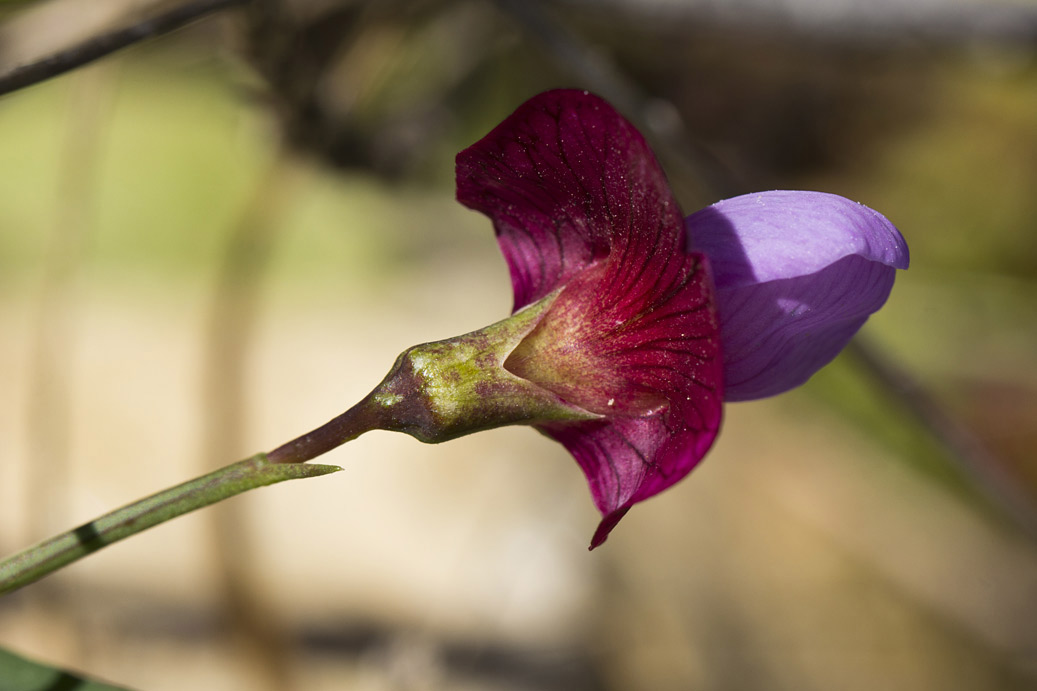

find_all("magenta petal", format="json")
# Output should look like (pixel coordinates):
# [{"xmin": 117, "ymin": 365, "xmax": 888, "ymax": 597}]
[
  {"xmin": 457, "ymin": 89, "xmax": 687, "ymax": 311},
  {"xmin": 686, "ymin": 191, "xmax": 909, "ymax": 401},
  {"xmin": 532, "ymin": 250, "xmax": 723, "ymax": 547},
  {"xmin": 458, "ymin": 90, "xmax": 723, "ymax": 545},
  {"xmin": 547, "ymin": 400, "xmax": 720, "ymax": 549}
]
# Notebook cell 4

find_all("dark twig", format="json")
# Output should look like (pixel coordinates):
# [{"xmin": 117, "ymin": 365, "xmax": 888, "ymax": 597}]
[{"xmin": 0, "ymin": 0, "xmax": 249, "ymax": 98}]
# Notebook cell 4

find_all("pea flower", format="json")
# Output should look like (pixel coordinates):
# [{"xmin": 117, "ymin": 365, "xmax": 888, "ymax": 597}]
[{"xmin": 355, "ymin": 89, "xmax": 907, "ymax": 548}]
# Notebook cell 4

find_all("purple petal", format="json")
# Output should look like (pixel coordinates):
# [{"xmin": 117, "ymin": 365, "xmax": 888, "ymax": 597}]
[
  {"xmin": 457, "ymin": 90, "xmax": 724, "ymax": 545},
  {"xmin": 687, "ymin": 191, "xmax": 908, "ymax": 288},
  {"xmin": 716, "ymin": 254, "xmax": 896, "ymax": 400},
  {"xmin": 685, "ymin": 191, "xmax": 908, "ymax": 401}
]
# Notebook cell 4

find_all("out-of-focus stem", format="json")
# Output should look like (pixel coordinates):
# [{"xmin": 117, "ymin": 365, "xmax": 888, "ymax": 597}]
[
  {"xmin": 202, "ymin": 154, "xmax": 299, "ymax": 689},
  {"xmin": 846, "ymin": 338, "xmax": 1037, "ymax": 541},
  {"xmin": 26, "ymin": 63, "xmax": 112, "ymax": 544}
]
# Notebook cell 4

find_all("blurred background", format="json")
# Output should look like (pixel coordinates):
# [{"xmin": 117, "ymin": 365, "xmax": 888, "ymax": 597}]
[{"xmin": 1, "ymin": 0, "xmax": 1036, "ymax": 689}]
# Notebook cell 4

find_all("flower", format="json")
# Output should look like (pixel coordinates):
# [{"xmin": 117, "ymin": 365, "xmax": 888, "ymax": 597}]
[{"xmin": 364, "ymin": 89, "xmax": 907, "ymax": 548}]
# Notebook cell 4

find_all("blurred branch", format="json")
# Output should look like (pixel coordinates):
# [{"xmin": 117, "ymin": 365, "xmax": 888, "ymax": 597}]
[
  {"xmin": 495, "ymin": 0, "xmax": 1037, "ymax": 542},
  {"xmin": 0, "ymin": 0, "xmax": 248, "ymax": 98},
  {"xmin": 846, "ymin": 338, "xmax": 1037, "ymax": 540}
]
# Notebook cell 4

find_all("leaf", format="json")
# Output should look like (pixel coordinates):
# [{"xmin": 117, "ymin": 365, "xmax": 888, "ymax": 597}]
[{"xmin": 0, "ymin": 646, "xmax": 130, "ymax": 691}]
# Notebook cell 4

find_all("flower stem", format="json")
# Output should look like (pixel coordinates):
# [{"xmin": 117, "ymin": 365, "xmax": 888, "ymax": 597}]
[
  {"xmin": 266, "ymin": 395, "xmax": 386, "ymax": 464},
  {"xmin": 0, "ymin": 454, "xmax": 340, "ymax": 596}
]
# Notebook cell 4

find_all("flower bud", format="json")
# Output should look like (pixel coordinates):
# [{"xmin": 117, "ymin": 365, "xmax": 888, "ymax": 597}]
[{"xmin": 368, "ymin": 293, "xmax": 599, "ymax": 443}]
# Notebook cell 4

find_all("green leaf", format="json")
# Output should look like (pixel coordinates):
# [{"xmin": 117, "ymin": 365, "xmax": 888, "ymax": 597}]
[{"xmin": 0, "ymin": 646, "xmax": 130, "ymax": 691}]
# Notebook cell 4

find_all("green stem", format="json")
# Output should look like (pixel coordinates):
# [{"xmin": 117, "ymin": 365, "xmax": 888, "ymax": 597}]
[
  {"xmin": 266, "ymin": 395, "xmax": 387, "ymax": 464},
  {"xmin": 0, "ymin": 454, "xmax": 340, "ymax": 596}
]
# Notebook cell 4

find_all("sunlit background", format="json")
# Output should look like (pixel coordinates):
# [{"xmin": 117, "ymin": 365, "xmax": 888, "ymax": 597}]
[{"xmin": 1, "ymin": 0, "xmax": 1036, "ymax": 689}]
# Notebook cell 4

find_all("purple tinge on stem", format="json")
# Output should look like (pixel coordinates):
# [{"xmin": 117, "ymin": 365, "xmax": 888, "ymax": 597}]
[
  {"xmin": 686, "ymin": 191, "xmax": 910, "ymax": 401},
  {"xmin": 457, "ymin": 90, "xmax": 724, "ymax": 548}
]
